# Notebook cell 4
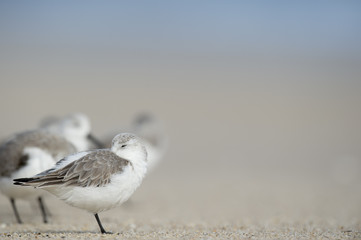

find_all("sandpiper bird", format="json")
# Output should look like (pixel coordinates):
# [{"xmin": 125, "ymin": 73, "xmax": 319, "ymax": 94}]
[
  {"xmin": 14, "ymin": 133, "xmax": 148, "ymax": 234},
  {"xmin": 0, "ymin": 130, "xmax": 76, "ymax": 223},
  {"xmin": 41, "ymin": 113, "xmax": 104, "ymax": 151}
]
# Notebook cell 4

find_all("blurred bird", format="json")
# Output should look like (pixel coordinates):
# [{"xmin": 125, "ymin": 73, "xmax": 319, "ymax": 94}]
[
  {"xmin": 102, "ymin": 113, "xmax": 168, "ymax": 172},
  {"xmin": 131, "ymin": 113, "xmax": 168, "ymax": 172},
  {"xmin": 14, "ymin": 133, "xmax": 148, "ymax": 234},
  {"xmin": 0, "ymin": 130, "xmax": 76, "ymax": 223},
  {"xmin": 40, "ymin": 113, "xmax": 104, "ymax": 151}
]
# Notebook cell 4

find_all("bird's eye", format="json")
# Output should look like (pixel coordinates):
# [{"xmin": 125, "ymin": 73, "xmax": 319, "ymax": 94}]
[{"xmin": 121, "ymin": 144, "xmax": 126, "ymax": 148}]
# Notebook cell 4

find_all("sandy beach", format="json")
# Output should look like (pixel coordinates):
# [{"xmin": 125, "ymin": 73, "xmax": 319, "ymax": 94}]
[
  {"xmin": 0, "ymin": 84, "xmax": 361, "ymax": 239},
  {"xmin": 1, "ymin": 99, "xmax": 360, "ymax": 239},
  {"xmin": 1, "ymin": 172, "xmax": 360, "ymax": 239}
]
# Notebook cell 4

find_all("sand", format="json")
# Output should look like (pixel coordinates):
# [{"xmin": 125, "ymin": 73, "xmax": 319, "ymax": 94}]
[
  {"xmin": 0, "ymin": 82, "xmax": 360, "ymax": 239},
  {"xmin": 1, "ymin": 166, "xmax": 360, "ymax": 239}
]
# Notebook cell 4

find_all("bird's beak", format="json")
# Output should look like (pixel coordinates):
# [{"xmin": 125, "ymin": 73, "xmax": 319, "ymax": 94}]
[{"xmin": 87, "ymin": 133, "xmax": 105, "ymax": 149}]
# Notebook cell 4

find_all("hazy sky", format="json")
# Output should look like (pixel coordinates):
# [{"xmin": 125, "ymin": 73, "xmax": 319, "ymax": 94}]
[
  {"xmin": 1, "ymin": 1, "xmax": 360, "ymax": 56},
  {"xmin": 0, "ymin": 1, "xmax": 360, "ymax": 91}
]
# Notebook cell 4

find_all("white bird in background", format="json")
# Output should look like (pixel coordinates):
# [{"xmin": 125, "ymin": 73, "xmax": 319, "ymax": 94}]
[
  {"xmin": 40, "ymin": 113, "xmax": 104, "ymax": 151},
  {"xmin": 102, "ymin": 113, "xmax": 168, "ymax": 172},
  {"xmin": 131, "ymin": 113, "xmax": 168, "ymax": 172},
  {"xmin": 0, "ymin": 130, "xmax": 76, "ymax": 223},
  {"xmin": 14, "ymin": 133, "xmax": 148, "ymax": 234}
]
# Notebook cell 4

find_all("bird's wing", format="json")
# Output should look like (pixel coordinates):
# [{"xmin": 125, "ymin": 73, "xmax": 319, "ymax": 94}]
[
  {"xmin": 0, "ymin": 130, "xmax": 76, "ymax": 177},
  {"xmin": 14, "ymin": 150, "xmax": 131, "ymax": 188}
]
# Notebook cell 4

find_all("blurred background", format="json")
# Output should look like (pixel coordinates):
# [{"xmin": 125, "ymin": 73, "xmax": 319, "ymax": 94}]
[{"xmin": 0, "ymin": 1, "xmax": 360, "ymax": 226}]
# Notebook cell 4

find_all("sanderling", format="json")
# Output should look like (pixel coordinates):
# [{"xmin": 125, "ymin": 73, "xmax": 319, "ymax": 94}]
[
  {"xmin": 0, "ymin": 130, "xmax": 76, "ymax": 223},
  {"xmin": 14, "ymin": 133, "xmax": 148, "ymax": 234},
  {"xmin": 41, "ymin": 113, "xmax": 104, "ymax": 151},
  {"xmin": 102, "ymin": 113, "xmax": 167, "ymax": 172}
]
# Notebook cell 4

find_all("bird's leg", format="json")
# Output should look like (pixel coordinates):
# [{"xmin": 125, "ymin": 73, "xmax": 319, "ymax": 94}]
[
  {"xmin": 94, "ymin": 213, "xmax": 111, "ymax": 234},
  {"xmin": 42, "ymin": 199, "xmax": 53, "ymax": 217},
  {"xmin": 10, "ymin": 198, "xmax": 22, "ymax": 224},
  {"xmin": 38, "ymin": 197, "xmax": 48, "ymax": 223}
]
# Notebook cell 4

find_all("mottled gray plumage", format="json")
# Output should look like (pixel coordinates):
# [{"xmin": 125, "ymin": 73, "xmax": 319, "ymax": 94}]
[
  {"xmin": 22, "ymin": 150, "xmax": 131, "ymax": 188},
  {"xmin": 0, "ymin": 130, "xmax": 76, "ymax": 177}
]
